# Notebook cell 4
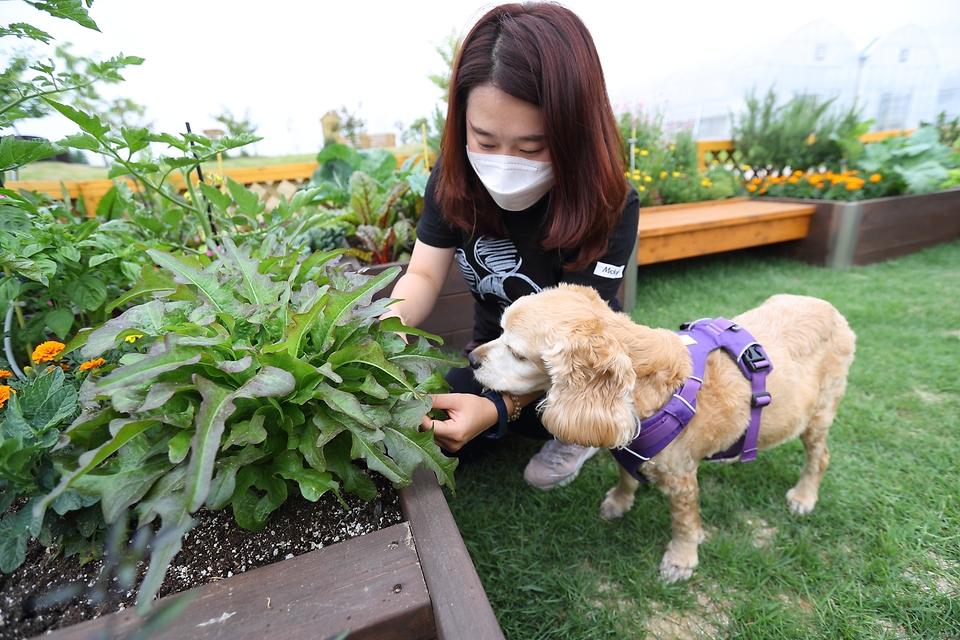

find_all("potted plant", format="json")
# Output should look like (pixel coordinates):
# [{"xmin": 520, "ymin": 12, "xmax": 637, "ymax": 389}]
[{"xmin": 750, "ymin": 125, "xmax": 960, "ymax": 267}]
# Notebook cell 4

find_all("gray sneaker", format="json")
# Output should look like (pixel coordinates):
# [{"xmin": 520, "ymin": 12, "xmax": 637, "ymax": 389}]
[{"xmin": 523, "ymin": 439, "xmax": 599, "ymax": 490}]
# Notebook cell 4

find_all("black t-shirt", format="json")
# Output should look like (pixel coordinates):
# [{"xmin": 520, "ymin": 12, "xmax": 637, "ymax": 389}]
[{"xmin": 416, "ymin": 167, "xmax": 641, "ymax": 344}]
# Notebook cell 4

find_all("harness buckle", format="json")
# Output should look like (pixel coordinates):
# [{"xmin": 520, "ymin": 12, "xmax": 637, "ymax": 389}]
[
  {"xmin": 751, "ymin": 392, "xmax": 772, "ymax": 408},
  {"xmin": 742, "ymin": 344, "xmax": 771, "ymax": 372},
  {"xmin": 679, "ymin": 321, "xmax": 693, "ymax": 331}
]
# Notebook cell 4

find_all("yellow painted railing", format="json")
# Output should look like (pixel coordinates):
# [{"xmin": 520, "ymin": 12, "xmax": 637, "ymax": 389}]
[{"xmin": 6, "ymin": 153, "xmax": 435, "ymax": 214}]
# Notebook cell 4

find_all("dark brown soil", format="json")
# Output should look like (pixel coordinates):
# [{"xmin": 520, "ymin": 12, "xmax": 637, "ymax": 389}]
[{"xmin": 0, "ymin": 475, "xmax": 402, "ymax": 639}]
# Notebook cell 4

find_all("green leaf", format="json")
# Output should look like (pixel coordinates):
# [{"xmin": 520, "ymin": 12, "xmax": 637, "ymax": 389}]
[
  {"xmin": 184, "ymin": 375, "xmax": 235, "ymax": 513},
  {"xmin": 383, "ymin": 424, "xmax": 458, "ymax": 490},
  {"xmin": 66, "ymin": 274, "xmax": 107, "ymax": 311},
  {"xmin": 72, "ymin": 460, "xmax": 172, "ymax": 524},
  {"xmin": 26, "ymin": 0, "xmax": 100, "ymax": 30},
  {"xmin": 35, "ymin": 418, "xmax": 160, "ymax": 519},
  {"xmin": 95, "ymin": 341, "xmax": 202, "ymax": 393},
  {"xmin": 328, "ymin": 341, "xmax": 414, "ymax": 391},
  {"xmin": 82, "ymin": 299, "xmax": 167, "ymax": 357},
  {"xmin": 0, "ymin": 509, "xmax": 32, "ymax": 573},
  {"xmin": 106, "ymin": 264, "xmax": 179, "ymax": 312},
  {"xmin": 43, "ymin": 98, "xmax": 109, "ymax": 138},
  {"xmin": 45, "ymin": 307, "xmax": 75, "ymax": 339},
  {"xmin": 273, "ymin": 451, "xmax": 338, "ymax": 502},
  {"xmin": 147, "ymin": 248, "xmax": 238, "ymax": 316},
  {"xmin": 263, "ymin": 291, "xmax": 327, "ymax": 358},
  {"xmin": 345, "ymin": 423, "xmax": 405, "ymax": 485},
  {"xmin": 219, "ymin": 237, "xmax": 284, "ymax": 309},
  {"xmin": 316, "ymin": 382, "xmax": 381, "ymax": 430},
  {"xmin": 198, "ymin": 182, "xmax": 232, "ymax": 213},
  {"xmin": 226, "ymin": 177, "xmax": 265, "ymax": 219},
  {"xmin": 322, "ymin": 432, "xmax": 377, "ymax": 500},
  {"xmin": 205, "ymin": 444, "xmax": 265, "ymax": 510},
  {"xmin": 313, "ymin": 266, "xmax": 400, "ymax": 352},
  {"xmin": 167, "ymin": 430, "xmax": 192, "ymax": 464},
  {"xmin": 0, "ymin": 136, "xmax": 64, "ymax": 172}
]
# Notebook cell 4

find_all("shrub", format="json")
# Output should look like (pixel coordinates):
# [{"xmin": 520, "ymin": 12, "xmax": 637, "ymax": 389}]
[{"xmin": 732, "ymin": 87, "xmax": 868, "ymax": 174}]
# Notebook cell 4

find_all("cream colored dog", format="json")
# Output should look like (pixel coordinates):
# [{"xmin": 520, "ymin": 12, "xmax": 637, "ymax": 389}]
[{"xmin": 469, "ymin": 284, "xmax": 856, "ymax": 582}]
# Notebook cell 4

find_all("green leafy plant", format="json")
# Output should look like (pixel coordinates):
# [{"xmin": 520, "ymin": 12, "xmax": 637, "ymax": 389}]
[
  {"xmin": 306, "ymin": 143, "xmax": 428, "ymax": 264},
  {"xmin": 920, "ymin": 111, "xmax": 960, "ymax": 151},
  {"xmin": 0, "ymin": 367, "xmax": 103, "ymax": 574},
  {"xmin": 617, "ymin": 109, "xmax": 744, "ymax": 206},
  {"xmin": 732, "ymin": 87, "xmax": 868, "ymax": 174},
  {"xmin": 35, "ymin": 237, "xmax": 460, "ymax": 610},
  {"xmin": 857, "ymin": 125, "xmax": 958, "ymax": 194}
]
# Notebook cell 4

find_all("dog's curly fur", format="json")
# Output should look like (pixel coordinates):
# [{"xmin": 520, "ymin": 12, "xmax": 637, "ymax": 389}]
[{"xmin": 470, "ymin": 284, "xmax": 856, "ymax": 582}]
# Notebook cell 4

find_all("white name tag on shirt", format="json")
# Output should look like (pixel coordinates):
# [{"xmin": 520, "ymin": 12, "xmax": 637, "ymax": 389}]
[{"xmin": 593, "ymin": 261, "xmax": 625, "ymax": 279}]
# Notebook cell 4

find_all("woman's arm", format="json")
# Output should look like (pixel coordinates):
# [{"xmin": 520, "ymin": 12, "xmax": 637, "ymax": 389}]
[{"xmin": 382, "ymin": 240, "xmax": 456, "ymax": 327}]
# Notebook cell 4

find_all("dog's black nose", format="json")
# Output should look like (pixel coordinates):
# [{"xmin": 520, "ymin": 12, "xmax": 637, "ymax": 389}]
[{"xmin": 468, "ymin": 352, "xmax": 482, "ymax": 370}]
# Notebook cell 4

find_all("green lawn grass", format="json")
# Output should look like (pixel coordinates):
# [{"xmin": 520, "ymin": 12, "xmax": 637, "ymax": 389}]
[{"xmin": 444, "ymin": 241, "xmax": 960, "ymax": 639}]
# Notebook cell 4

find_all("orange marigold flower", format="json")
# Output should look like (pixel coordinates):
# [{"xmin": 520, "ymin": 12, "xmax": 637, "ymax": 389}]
[
  {"xmin": 869, "ymin": 173, "xmax": 882, "ymax": 183},
  {"xmin": 79, "ymin": 358, "xmax": 106, "ymax": 372},
  {"xmin": 0, "ymin": 369, "xmax": 12, "ymax": 379},
  {"xmin": 788, "ymin": 177, "xmax": 799, "ymax": 184},
  {"xmin": 845, "ymin": 182, "xmax": 861, "ymax": 190},
  {"xmin": 747, "ymin": 184, "xmax": 758, "ymax": 192},
  {"xmin": 33, "ymin": 341, "xmax": 65, "ymax": 363},
  {"xmin": 0, "ymin": 385, "xmax": 11, "ymax": 409}
]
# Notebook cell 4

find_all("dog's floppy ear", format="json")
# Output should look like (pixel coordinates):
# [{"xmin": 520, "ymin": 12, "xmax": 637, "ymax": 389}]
[{"xmin": 539, "ymin": 333, "xmax": 637, "ymax": 449}]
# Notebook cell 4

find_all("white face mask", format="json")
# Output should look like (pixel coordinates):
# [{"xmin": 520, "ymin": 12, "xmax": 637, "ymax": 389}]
[{"xmin": 466, "ymin": 147, "xmax": 555, "ymax": 211}]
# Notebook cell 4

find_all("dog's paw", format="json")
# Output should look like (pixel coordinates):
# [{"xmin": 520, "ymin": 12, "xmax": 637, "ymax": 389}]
[
  {"xmin": 600, "ymin": 489, "xmax": 633, "ymax": 520},
  {"xmin": 786, "ymin": 488, "xmax": 816, "ymax": 515},
  {"xmin": 658, "ymin": 555, "xmax": 695, "ymax": 583}
]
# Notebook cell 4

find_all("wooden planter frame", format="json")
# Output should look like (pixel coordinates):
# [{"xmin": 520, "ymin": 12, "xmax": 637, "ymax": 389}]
[
  {"xmin": 766, "ymin": 188, "xmax": 960, "ymax": 268},
  {"xmin": 39, "ymin": 467, "xmax": 503, "ymax": 640}
]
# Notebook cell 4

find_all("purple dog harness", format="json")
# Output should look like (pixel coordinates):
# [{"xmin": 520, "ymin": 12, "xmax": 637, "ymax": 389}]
[{"xmin": 611, "ymin": 317, "xmax": 773, "ymax": 482}]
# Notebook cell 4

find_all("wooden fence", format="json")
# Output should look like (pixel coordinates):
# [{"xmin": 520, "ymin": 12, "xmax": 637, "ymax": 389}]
[{"xmin": 6, "ymin": 153, "xmax": 433, "ymax": 213}]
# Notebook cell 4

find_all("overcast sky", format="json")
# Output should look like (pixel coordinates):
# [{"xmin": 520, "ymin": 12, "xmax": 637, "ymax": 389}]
[{"xmin": 4, "ymin": 0, "xmax": 960, "ymax": 157}]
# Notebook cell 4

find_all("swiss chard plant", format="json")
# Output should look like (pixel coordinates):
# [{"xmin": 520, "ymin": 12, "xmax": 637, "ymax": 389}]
[
  {"xmin": 306, "ymin": 143, "xmax": 428, "ymax": 264},
  {"xmin": 34, "ymin": 236, "xmax": 460, "ymax": 610}
]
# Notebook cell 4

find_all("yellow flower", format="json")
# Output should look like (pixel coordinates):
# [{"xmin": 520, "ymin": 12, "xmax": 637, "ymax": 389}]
[
  {"xmin": 869, "ymin": 173, "xmax": 882, "ymax": 183},
  {"xmin": 633, "ymin": 148, "xmax": 639, "ymax": 154},
  {"xmin": 659, "ymin": 171, "xmax": 667, "ymax": 179},
  {"xmin": 669, "ymin": 145, "xmax": 675, "ymax": 151},
  {"xmin": 624, "ymin": 171, "xmax": 630, "ymax": 177},
  {"xmin": 701, "ymin": 178, "xmax": 713, "ymax": 187},
  {"xmin": 183, "ymin": 192, "xmax": 193, "ymax": 203},
  {"xmin": 639, "ymin": 185, "xmax": 646, "ymax": 191},
  {"xmin": 125, "ymin": 334, "xmax": 144, "ymax": 343},
  {"xmin": 672, "ymin": 171, "xmax": 680, "ymax": 178},
  {"xmin": 644, "ymin": 175, "xmax": 652, "ymax": 183},
  {"xmin": 0, "ymin": 370, "xmax": 12, "ymax": 380},
  {"xmin": 639, "ymin": 149, "xmax": 649, "ymax": 156},
  {"xmin": 0, "ymin": 385, "xmax": 12, "ymax": 409},
  {"xmin": 743, "ymin": 164, "xmax": 751, "ymax": 171},
  {"xmin": 79, "ymin": 357, "xmax": 106, "ymax": 372},
  {"xmin": 32, "ymin": 341, "xmax": 65, "ymax": 363}
]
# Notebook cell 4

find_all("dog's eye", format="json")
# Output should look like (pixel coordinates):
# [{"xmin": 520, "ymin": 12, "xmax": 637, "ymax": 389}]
[{"xmin": 508, "ymin": 347, "xmax": 527, "ymax": 362}]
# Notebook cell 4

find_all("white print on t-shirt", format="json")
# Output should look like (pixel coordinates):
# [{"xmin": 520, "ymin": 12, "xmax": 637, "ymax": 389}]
[
  {"xmin": 456, "ymin": 237, "xmax": 540, "ymax": 307},
  {"xmin": 593, "ymin": 261, "xmax": 625, "ymax": 279}
]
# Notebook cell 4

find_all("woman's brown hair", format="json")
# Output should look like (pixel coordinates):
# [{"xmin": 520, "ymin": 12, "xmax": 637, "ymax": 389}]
[{"xmin": 436, "ymin": 2, "xmax": 628, "ymax": 271}]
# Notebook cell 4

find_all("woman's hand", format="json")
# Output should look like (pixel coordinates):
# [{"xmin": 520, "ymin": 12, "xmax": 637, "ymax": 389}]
[{"xmin": 421, "ymin": 393, "xmax": 499, "ymax": 452}]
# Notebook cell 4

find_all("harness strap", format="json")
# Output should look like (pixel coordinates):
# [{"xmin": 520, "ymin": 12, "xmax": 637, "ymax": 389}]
[{"xmin": 611, "ymin": 317, "xmax": 773, "ymax": 482}]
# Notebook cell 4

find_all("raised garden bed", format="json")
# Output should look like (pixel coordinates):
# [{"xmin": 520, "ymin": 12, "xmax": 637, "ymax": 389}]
[
  {"xmin": 33, "ymin": 466, "xmax": 502, "ymax": 640},
  {"xmin": 766, "ymin": 188, "xmax": 960, "ymax": 267}
]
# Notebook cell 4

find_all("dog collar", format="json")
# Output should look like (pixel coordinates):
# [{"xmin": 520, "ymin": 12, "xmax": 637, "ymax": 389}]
[{"xmin": 611, "ymin": 317, "xmax": 773, "ymax": 483}]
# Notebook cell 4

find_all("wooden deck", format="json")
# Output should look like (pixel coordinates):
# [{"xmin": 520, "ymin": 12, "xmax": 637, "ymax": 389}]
[{"xmin": 637, "ymin": 197, "xmax": 817, "ymax": 265}]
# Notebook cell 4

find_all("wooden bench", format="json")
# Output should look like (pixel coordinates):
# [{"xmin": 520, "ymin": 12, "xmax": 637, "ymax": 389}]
[{"xmin": 636, "ymin": 197, "xmax": 817, "ymax": 266}]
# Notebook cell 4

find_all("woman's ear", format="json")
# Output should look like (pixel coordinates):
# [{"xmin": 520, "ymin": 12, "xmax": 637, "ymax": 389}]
[{"xmin": 539, "ymin": 335, "xmax": 637, "ymax": 449}]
